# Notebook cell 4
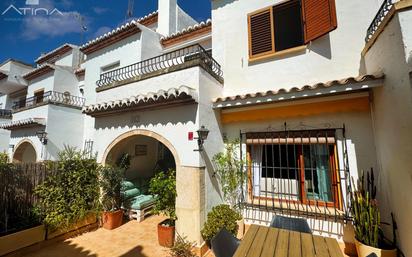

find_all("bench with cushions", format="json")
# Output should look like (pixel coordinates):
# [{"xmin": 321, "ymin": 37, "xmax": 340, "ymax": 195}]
[{"xmin": 121, "ymin": 178, "xmax": 156, "ymax": 222}]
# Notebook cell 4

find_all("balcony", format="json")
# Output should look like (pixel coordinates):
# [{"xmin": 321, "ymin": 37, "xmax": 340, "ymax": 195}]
[
  {"xmin": 12, "ymin": 91, "xmax": 85, "ymax": 113},
  {"xmin": 0, "ymin": 109, "xmax": 12, "ymax": 119},
  {"xmin": 96, "ymin": 44, "xmax": 223, "ymax": 91}
]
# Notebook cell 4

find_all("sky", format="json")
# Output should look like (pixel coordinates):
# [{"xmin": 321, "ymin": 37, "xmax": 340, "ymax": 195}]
[{"xmin": 0, "ymin": 0, "xmax": 211, "ymax": 65}]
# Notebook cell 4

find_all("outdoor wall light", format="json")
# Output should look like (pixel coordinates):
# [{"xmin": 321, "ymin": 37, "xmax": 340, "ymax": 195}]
[
  {"xmin": 195, "ymin": 125, "xmax": 209, "ymax": 151},
  {"xmin": 36, "ymin": 130, "xmax": 48, "ymax": 145}
]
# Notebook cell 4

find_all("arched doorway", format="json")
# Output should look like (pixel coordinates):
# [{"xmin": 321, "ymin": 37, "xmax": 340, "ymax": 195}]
[
  {"xmin": 104, "ymin": 134, "xmax": 176, "ymax": 180},
  {"xmin": 13, "ymin": 140, "xmax": 37, "ymax": 163}
]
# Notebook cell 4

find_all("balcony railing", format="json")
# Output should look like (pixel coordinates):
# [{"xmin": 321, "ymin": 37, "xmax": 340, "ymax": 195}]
[
  {"xmin": 96, "ymin": 44, "xmax": 223, "ymax": 88},
  {"xmin": 12, "ymin": 91, "xmax": 85, "ymax": 112},
  {"xmin": 0, "ymin": 109, "xmax": 12, "ymax": 119},
  {"xmin": 365, "ymin": 0, "xmax": 395, "ymax": 42}
]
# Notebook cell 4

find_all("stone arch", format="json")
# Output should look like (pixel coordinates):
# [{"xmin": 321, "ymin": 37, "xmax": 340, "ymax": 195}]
[
  {"xmin": 102, "ymin": 129, "xmax": 181, "ymax": 167},
  {"xmin": 13, "ymin": 139, "xmax": 38, "ymax": 163}
]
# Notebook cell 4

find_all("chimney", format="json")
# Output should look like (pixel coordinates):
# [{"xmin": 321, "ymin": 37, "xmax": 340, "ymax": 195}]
[{"xmin": 157, "ymin": 0, "xmax": 178, "ymax": 36}]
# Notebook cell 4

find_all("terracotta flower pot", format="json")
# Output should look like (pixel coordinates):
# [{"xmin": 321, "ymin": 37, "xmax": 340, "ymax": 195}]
[
  {"xmin": 355, "ymin": 239, "xmax": 397, "ymax": 257},
  {"xmin": 102, "ymin": 210, "xmax": 123, "ymax": 230},
  {"xmin": 157, "ymin": 219, "xmax": 175, "ymax": 248}
]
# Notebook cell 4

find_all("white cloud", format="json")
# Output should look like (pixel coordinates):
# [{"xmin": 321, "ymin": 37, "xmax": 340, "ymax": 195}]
[
  {"xmin": 92, "ymin": 6, "xmax": 108, "ymax": 15},
  {"xmin": 21, "ymin": 11, "xmax": 85, "ymax": 40}
]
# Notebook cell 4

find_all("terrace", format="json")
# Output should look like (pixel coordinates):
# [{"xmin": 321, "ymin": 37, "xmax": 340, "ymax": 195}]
[{"xmin": 0, "ymin": 109, "xmax": 12, "ymax": 119}]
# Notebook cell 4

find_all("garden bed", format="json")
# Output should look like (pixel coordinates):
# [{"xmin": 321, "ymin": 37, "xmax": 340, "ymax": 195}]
[{"xmin": 0, "ymin": 224, "xmax": 46, "ymax": 256}]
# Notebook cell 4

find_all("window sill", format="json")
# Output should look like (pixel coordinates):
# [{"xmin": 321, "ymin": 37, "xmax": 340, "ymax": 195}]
[{"xmin": 249, "ymin": 45, "xmax": 307, "ymax": 63}]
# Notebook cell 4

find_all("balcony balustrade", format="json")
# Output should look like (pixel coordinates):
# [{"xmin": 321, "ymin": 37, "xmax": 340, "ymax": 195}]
[{"xmin": 12, "ymin": 91, "xmax": 85, "ymax": 112}]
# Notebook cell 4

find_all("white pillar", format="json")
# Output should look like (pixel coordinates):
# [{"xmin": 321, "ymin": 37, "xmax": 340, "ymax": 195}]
[{"xmin": 157, "ymin": 0, "xmax": 177, "ymax": 36}]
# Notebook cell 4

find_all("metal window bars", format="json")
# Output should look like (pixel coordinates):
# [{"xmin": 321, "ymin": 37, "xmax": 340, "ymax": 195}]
[
  {"xmin": 365, "ymin": 0, "xmax": 395, "ymax": 42},
  {"xmin": 12, "ymin": 91, "xmax": 85, "ymax": 111},
  {"xmin": 0, "ymin": 109, "xmax": 12, "ymax": 119},
  {"xmin": 239, "ymin": 127, "xmax": 352, "ymax": 222},
  {"xmin": 96, "ymin": 44, "xmax": 223, "ymax": 88}
]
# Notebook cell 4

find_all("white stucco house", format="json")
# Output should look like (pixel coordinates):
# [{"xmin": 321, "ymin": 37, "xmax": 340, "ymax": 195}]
[{"xmin": 0, "ymin": 0, "xmax": 411, "ymax": 255}]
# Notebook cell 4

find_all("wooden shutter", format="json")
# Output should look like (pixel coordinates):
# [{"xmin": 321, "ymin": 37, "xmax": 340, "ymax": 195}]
[
  {"xmin": 301, "ymin": 0, "xmax": 337, "ymax": 43},
  {"xmin": 248, "ymin": 7, "xmax": 275, "ymax": 59}
]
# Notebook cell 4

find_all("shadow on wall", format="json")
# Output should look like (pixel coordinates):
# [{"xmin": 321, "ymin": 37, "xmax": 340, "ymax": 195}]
[
  {"xmin": 94, "ymin": 104, "xmax": 198, "ymax": 130},
  {"xmin": 307, "ymin": 34, "xmax": 332, "ymax": 60},
  {"xmin": 200, "ymin": 149, "xmax": 223, "ymax": 201}
]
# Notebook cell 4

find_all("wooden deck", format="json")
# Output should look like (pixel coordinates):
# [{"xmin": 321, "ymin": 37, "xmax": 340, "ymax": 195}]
[{"xmin": 234, "ymin": 225, "xmax": 344, "ymax": 257}]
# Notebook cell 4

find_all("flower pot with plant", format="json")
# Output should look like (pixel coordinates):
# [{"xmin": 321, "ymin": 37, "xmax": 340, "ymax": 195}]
[
  {"xmin": 100, "ymin": 165, "xmax": 125, "ymax": 230},
  {"xmin": 350, "ymin": 170, "xmax": 397, "ymax": 257},
  {"xmin": 149, "ymin": 170, "xmax": 177, "ymax": 247},
  {"xmin": 201, "ymin": 204, "xmax": 242, "ymax": 247}
]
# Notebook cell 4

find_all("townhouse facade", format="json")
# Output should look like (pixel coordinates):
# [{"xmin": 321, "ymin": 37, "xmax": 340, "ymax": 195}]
[{"xmin": 0, "ymin": 0, "xmax": 411, "ymax": 255}]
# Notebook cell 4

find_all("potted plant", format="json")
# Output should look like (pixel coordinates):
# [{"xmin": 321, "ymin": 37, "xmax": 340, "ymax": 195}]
[
  {"xmin": 350, "ymin": 170, "xmax": 397, "ymax": 257},
  {"xmin": 149, "ymin": 170, "xmax": 177, "ymax": 247},
  {"xmin": 201, "ymin": 204, "xmax": 242, "ymax": 246},
  {"xmin": 212, "ymin": 140, "xmax": 245, "ymax": 237},
  {"xmin": 99, "ymin": 165, "xmax": 124, "ymax": 230}
]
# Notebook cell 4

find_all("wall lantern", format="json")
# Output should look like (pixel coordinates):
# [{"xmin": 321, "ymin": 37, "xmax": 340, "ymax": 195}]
[
  {"xmin": 36, "ymin": 130, "xmax": 48, "ymax": 145},
  {"xmin": 195, "ymin": 125, "xmax": 209, "ymax": 151}
]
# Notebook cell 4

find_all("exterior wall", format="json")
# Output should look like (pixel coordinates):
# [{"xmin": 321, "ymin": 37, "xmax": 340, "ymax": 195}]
[
  {"xmin": 10, "ymin": 132, "xmax": 43, "ymax": 162},
  {"xmin": 54, "ymin": 48, "xmax": 82, "ymax": 67},
  {"xmin": 140, "ymin": 25, "xmax": 163, "ymax": 60},
  {"xmin": 27, "ymin": 73, "xmax": 54, "ymax": 96},
  {"xmin": 0, "ymin": 119, "xmax": 10, "ymax": 153},
  {"xmin": 13, "ymin": 104, "xmax": 48, "ymax": 121},
  {"xmin": 52, "ymin": 67, "xmax": 79, "ymax": 95},
  {"xmin": 45, "ymin": 105, "xmax": 84, "ymax": 160},
  {"xmin": 211, "ymin": 0, "xmax": 382, "ymax": 96},
  {"xmin": 363, "ymin": 10, "xmax": 412, "ymax": 257}
]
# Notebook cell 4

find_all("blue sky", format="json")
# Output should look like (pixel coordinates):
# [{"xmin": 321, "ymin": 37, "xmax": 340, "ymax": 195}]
[{"xmin": 0, "ymin": 0, "xmax": 211, "ymax": 65}]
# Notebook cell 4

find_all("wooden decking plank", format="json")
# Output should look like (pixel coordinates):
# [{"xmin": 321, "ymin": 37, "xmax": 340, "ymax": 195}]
[
  {"xmin": 324, "ymin": 237, "xmax": 344, "ymax": 257},
  {"xmin": 260, "ymin": 228, "xmax": 279, "ymax": 257},
  {"xmin": 313, "ymin": 236, "xmax": 330, "ymax": 257},
  {"xmin": 301, "ymin": 233, "xmax": 315, "ymax": 257},
  {"xmin": 248, "ymin": 226, "xmax": 270, "ymax": 257},
  {"xmin": 288, "ymin": 231, "xmax": 302, "ymax": 257},
  {"xmin": 274, "ymin": 229, "xmax": 289, "ymax": 257},
  {"xmin": 233, "ymin": 224, "xmax": 260, "ymax": 257}
]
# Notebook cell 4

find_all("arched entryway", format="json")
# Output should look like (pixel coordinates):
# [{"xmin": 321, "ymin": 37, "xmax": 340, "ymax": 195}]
[
  {"xmin": 13, "ymin": 140, "xmax": 37, "ymax": 163},
  {"xmin": 103, "ymin": 132, "xmax": 177, "ymax": 180}
]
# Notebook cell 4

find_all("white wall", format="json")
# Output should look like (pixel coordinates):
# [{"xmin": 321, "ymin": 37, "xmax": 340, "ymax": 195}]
[
  {"xmin": 27, "ymin": 73, "xmax": 55, "ymax": 96},
  {"xmin": 364, "ymin": 10, "xmax": 412, "ymax": 257},
  {"xmin": 211, "ymin": 0, "xmax": 383, "ymax": 96},
  {"xmin": 53, "ymin": 66, "xmax": 79, "ymax": 95}
]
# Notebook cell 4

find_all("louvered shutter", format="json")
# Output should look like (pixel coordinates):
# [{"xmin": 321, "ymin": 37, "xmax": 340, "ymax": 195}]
[
  {"xmin": 301, "ymin": 0, "xmax": 337, "ymax": 43},
  {"xmin": 248, "ymin": 8, "xmax": 275, "ymax": 59}
]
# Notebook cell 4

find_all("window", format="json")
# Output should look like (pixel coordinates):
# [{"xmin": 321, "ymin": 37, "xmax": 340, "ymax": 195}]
[
  {"xmin": 247, "ymin": 130, "xmax": 341, "ymax": 208},
  {"xmin": 248, "ymin": 0, "xmax": 337, "ymax": 59},
  {"xmin": 34, "ymin": 89, "xmax": 44, "ymax": 104}
]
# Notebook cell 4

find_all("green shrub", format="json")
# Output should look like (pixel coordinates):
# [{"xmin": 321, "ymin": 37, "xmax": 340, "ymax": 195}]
[
  {"xmin": 149, "ymin": 170, "xmax": 177, "ymax": 224},
  {"xmin": 169, "ymin": 234, "xmax": 196, "ymax": 257},
  {"xmin": 213, "ymin": 140, "xmax": 244, "ymax": 209},
  {"xmin": 99, "ymin": 165, "xmax": 124, "ymax": 211},
  {"xmin": 201, "ymin": 204, "xmax": 242, "ymax": 243},
  {"xmin": 34, "ymin": 146, "xmax": 100, "ymax": 230},
  {"xmin": 0, "ymin": 152, "xmax": 8, "ymax": 164}
]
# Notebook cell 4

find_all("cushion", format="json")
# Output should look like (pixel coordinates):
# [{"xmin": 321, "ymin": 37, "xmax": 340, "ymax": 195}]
[
  {"xmin": 130, "ymin": 195, "xmax": 156, "ymax": 210},
  {"xmin": 122, "ymin": 188, "xmax": 140, "ymax": 200},
  {"xmin": 121, "ymin": 180, "xmax": 136, "ymax": 190}
]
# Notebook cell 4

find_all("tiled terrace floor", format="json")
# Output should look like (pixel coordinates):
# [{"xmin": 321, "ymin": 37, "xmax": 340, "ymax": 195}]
[{"xmin": 21, "ymin": 215, "xmax": 169, "ymax": 257}]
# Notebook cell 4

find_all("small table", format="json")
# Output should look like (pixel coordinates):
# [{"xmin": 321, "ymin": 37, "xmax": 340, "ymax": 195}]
[{"xmin": 233, "ymin": 224, "xmax": 344, "ymax": 257}]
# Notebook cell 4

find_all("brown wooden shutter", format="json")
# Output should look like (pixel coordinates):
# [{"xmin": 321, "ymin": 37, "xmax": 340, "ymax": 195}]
[
  {"xmin": 301, "ymin": 0, "xmax": 337, "ymax": 43},
  {"xmin": 248, "ymin": 7, "xmax": 275, "ymax": 59}
]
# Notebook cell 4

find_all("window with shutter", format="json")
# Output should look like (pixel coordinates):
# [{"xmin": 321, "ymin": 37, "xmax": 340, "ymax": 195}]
[
  {"xmin": 248, "ymin": 8, "xmax": 275, "ymax": 59},
  {"xmin": 248, "ymin": 0, "xmax": 337, "ymax": 60},
  {"xmin": 302, "ymin": 0, "xmax": 337, "ymax": 43}
]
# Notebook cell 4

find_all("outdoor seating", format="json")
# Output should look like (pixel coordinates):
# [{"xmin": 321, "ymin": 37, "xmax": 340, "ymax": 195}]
[
  {"xmin": 121, "ymin": 179, "xmax": 156, "ymax": 222},
  {"xmin": 270, "ymin": 215, "xmax": 312, "ymax": 234},
  {"xmin": 211, "ymin": 228, "xmax": 240, "ymax": 257}
]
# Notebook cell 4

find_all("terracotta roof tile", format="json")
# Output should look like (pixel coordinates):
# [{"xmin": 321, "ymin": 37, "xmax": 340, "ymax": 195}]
[
  {"xmin": 214, "ymin": 73, "xmax": 384, "ymax": 104},
  {"xmin": 36, "ymin": 44, "xmax": 77, "ymax": 64},
  {"xmin": 0, "ymin": 118, "xmax": 46, "ymax": 130},
  {"xmin": 23, "ymin": 64, "xmax": 55, "ymax": 81},
  {"xmin": 161, "ymin": 19, "xmax": 212, "ymax": 46}
]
